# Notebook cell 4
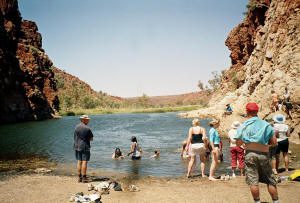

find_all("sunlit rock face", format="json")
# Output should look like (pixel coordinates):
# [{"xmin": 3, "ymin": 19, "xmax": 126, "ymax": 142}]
[
  {"xmin": 186, "ymin": 0, "xmax": 300, "ymax": 142},
  {"xmin": 0, "ymin": 0, "xmax": 59, "ymax": 124}
]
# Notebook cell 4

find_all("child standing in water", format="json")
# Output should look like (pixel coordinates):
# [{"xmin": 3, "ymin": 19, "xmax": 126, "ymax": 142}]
[
  {"xmin": 112, "ymin": 147, "xmax": 124, "ymax": 159},
  {"xmin": 127, "ymin": 136, "xmax": 142, "ymax": 160},
  {"xmin": 151, "ymin": 150, "xmax": 160, "ymax": 158}
]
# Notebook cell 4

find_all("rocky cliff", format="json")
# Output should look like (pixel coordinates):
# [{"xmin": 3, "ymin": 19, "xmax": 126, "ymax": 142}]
[
  {"xmin": 0, "ymin": 0, "xmax": 59, "ymax": 124},
  {"xmin": 184, "ymin": 0, "xmax": 300, "ymax": 143}
]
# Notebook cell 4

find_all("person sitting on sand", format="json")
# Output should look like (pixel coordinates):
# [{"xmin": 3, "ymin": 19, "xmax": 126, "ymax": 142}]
[
  {"xmin": 223, "ymin": 104, "xmax": 233, "ymax": 116},
  {"xmin": 208, "ymin": 120, "xmax": 221, "ymax": 181},
  {"xmin": 151, "ymin": 150, "xmax": 160, "ymax": 158},
  {"xmin": 186, "ymin": 118, "xmax": 208, "ymax": 178},
  {"xmin": 227, "ymin": 121, "xmax": 244, "ymax": 177},
  {"xmin": 271, "ymin": 90, "xmax": 279, "ymax": 112},
  {"xmin": 181, "ymin": 140, "xmax": 191, "ymax": 159},
  {"xmin": 112, "ymin": 147, "xmax": 124, "ymax": 159},
  {"xmin": 127, "ymin": 136, "xmax": 142, "ymax": 160}
]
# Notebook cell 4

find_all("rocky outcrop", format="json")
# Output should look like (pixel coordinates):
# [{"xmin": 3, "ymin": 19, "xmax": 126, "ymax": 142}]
[
  {"xmin": 221, "ymin": 0, "xmax": 271, "ymax": 91},
  {"xmin": 0, "ymin": 0, "xmax": 59, "ymax": 124},
  {"xmin": 184, "ymin": 0, "xmax": 300, "ymax": 143}
]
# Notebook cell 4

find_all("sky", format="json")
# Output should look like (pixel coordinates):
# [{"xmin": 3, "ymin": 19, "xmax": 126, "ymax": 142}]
[{"xmin": 19, "ymin": 0, "xmax": 248, "ymax": 97}]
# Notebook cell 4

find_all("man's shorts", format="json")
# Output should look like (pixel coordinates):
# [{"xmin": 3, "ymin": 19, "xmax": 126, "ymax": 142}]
[
  {"xmin": 75, "ymin": 150, "xmax": 91, "ymax": 161},
  {"xmin": 245, "ymin": 150, "xmax": 277, "ymax": 186},
  {"xmin": 276, "ymin": 139, "xmax": 289, "ymax": 154},
  {"xmin": 269, "ymin": 145, "xmax": 277, "ymax": 160}
]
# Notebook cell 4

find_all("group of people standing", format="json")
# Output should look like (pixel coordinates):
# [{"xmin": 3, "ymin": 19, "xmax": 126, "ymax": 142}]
[
  {"xmin": 182, "ymin": 102, "xmax": 291, "ymax": 203},
  {"xmin": 182, "ymin": 118, "xmax": 221, "ymax": 180},
  {"xmin": 73, "ymin": 100, "xmax": 291, "ymax": 203}
]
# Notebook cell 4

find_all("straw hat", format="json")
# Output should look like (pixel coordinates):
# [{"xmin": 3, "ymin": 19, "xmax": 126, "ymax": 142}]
[
  {"xmin": 273, "ymin": 114, "xmax": 286, "ymax": 124},
  {"xmin": 79, "ymin": 115, "xmax": 90, "ymax": 120},
  {"xmin": 209, "ymin": 119, "xmax": 219, "ymax": 126},
  {"xmin": 231, "ymin": 121, "xmax": 241, "ymax": 129}
]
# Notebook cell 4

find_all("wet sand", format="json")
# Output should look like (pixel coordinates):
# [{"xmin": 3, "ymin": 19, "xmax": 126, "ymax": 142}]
[{"xmin": 0, "ymin": 173, "xmax": 300, "ymax": 203}]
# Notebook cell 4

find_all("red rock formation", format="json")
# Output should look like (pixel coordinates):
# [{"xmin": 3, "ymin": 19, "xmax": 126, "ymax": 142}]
[
  {"xmin": 221, "ymin": 0, "xmax": 271, "ymax": 91},
  {"xmin": 0, "ymin": 0, "xmax": 59, "ymax": 123}
]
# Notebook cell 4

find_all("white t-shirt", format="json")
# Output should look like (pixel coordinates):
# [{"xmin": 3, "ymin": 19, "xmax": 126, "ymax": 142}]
[
  {"xmin": 228, "ymin": 129, "xmax": 237, "ymax": 147},
  {"xmin": 274, "ymin": 123, "xmax": 289, "ymax": 142}
]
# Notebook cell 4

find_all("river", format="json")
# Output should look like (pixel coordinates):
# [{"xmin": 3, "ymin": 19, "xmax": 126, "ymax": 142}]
[{"xmin": 0, "ymin": 112, "xmax": 298, "ymax": 177}]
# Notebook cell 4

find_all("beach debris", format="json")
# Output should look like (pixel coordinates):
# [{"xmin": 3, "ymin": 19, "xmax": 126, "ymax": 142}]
[
  {"xmin": 220, "ymin": 175, "xmax": 231, "ymax": 181},
  {"xmin": 113, "ymin": 181, "xmax": 123, "ymax": 191},
  {"xmin": 94, "ymin": 181, "xmax": 110, "ymax": 191},
  {"xmin": 34, "ymin": 168, "xmax": 52, "ymax": 174},
  {"xmin": 87, "ymin": 184, "xmax": 94, "ymax": 191},
  {"xmin": 129, "ymin": 185, "xmax": 140, "ymax": 192},
  {"xmin": 70, "ymin": 193, "xmax": 101, "ymax": 203},
  {"xmin": 91, "ymin": 176, "xmax": 110, "ymax": 182}
]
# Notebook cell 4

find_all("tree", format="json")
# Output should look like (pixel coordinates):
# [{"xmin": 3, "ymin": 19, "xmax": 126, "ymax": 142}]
[
  {"xmin": 208, "ymin": 71, "xmax": 222, "ymax": 91},
  {"xmin": 138, "ymin": 93, "xmax": 150, "ymax": 107},
  {"xmin": 197, "ymin": 80, "xmax": 204, "ymax": 91}
]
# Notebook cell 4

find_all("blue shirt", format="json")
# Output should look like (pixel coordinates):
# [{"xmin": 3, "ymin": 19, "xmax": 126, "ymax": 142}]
[
  {"xmin": 234, "ymin": 116, "xmax": 274, "ymax": 145},
  {"xmin": 209, "ymin": 127, "xmax": 221, "ymax": 144},
  {"xmin": 226, "ymin": 106, "xmax": 233, "ymax": 112}
]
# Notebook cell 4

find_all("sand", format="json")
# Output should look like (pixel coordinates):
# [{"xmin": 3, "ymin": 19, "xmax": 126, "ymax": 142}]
[{"xmin": 0, "ymin": 174, "xmax": 300, "ymax": 203}]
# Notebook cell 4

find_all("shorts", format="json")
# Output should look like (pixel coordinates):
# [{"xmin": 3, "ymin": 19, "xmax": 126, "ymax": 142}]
[
  {"xmin": 75, "ymin": 150, "xmax": 91, "ymax": 161},
  {"xmin": 245, "ymin": 150, "xmax": 277, "ymax": 186},
  {"xmin": 276, "ymin": 139, "xmax": 289, "ymax": 154},
  {"xmin": 190, "ymin": 143, "xmax": 206, "ymax": 156},
  {"xmin": 131, "ymin": 156, "xmax": 141, "ymax": 160},
  {"xmin": 269, "ymin": 146, "xmax": 277, "ymax": 160}
]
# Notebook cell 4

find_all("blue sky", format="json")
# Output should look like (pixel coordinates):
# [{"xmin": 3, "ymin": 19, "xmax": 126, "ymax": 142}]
[{"xmin": 19, "ymin": 0, "xmax": 248, "ymax": 97}]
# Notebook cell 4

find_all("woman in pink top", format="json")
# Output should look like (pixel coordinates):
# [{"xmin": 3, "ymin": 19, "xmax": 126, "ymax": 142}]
[{"xmin": 228, "ymin": 121, "xmax": 245, "ymax": 177}]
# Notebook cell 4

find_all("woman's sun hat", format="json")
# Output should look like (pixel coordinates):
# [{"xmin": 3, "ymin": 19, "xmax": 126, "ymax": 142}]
[
  {"xmin": 209, "ymin": 119, "xmax": 219, "ymax": 126},
  {"xmin": 273, "ymin": 114, "xmax": 286, "ymax": 123},
  {"xmin": 80, "ymin": 115, "xmax": 90, "ymax": 120},
  {"xmin": 231, "ymin": 121, "xmax": 241, "ymax": 129}
]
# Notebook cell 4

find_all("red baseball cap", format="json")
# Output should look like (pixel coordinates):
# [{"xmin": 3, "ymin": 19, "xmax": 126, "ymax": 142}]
[{"xmin": 246, "ymin": 102, "xmax": 259, "ymax": 112}]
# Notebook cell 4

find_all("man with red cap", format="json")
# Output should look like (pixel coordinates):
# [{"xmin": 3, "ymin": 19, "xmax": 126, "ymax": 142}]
[{"xmin": 234, "ymin": 102, "xmax": 279, "ymax": 203}]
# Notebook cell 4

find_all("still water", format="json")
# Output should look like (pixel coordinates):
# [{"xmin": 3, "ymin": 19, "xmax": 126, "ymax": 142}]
[{"xmin": 0, "ymin": 112, "xmax": 233, "ymax": 177}]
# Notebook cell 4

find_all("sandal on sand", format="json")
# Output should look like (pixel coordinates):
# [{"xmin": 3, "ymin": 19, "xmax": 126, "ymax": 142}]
[{"xmin": 78, "ymin": 177, "xmax": 82, "ymax": 183}]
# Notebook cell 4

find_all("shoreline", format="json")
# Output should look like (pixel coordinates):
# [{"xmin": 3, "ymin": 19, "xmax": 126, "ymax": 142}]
[
  {"xmin": 58, "ymin": 105, "xmax": 203, "ymax": 116},
  {"xmin": 1, "ymin": 172, "xmax": 300, "ymax": 203}
]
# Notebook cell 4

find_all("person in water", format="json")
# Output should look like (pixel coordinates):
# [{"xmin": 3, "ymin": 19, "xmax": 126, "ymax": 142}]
[
  {"xmin": 234, "ymin": 102, "xmax": 279, "ymax": 203},
  {"xmin": 73, "ymin": 115, "xmax": 93, "ymax": 183},
  {"xmin": 208, "ymin": 120, "xmax": 221, "ymax": 181},
  {"xmin": 185, "ymin": 118, "xmax": 208, "ymax": 178},
  {"xmin": 112, "ymin": 147, "xmax": 124, "ymax": 159},
  {"xmin": 181, "ymin": 140, "xmax": 191, "ymax": 159},
  {"xmin": 228, "ymin": 121, "xmax": 245, "ymax": 177},
  {"xmin": 127, "ymin": 136, "xmax": 142, "ymax": 160},
  {"xmin": 151, "ymin": 150, "xmax": 160, "ymax": 158}
]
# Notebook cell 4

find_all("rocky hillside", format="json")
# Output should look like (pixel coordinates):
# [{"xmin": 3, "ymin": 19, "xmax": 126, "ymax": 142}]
[
  {"xmin": 53, "ymin": 67, "xmax": 123, "ymax": 112},
  {"xmin": 184, "ymin": 0, "xmax": 300, "ymax": 143},
  {"xmin": 0, "ymin": 0, "xmax": 59, "ymax": 124},
  {"xmin": 127, "ymin": 91, "xmax": 211, "ymax": 107}
]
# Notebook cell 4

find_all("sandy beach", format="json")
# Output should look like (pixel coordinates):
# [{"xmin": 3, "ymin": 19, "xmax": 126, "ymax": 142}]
[{"xmin": 0, "ymin": 173, "xmax": 300, "ymax": 203}]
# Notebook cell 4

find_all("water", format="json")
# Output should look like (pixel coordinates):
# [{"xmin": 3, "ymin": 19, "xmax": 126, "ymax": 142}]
[{"xmin": 0, "ymin": 112, "xmax": 233, "ymax": 177}]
